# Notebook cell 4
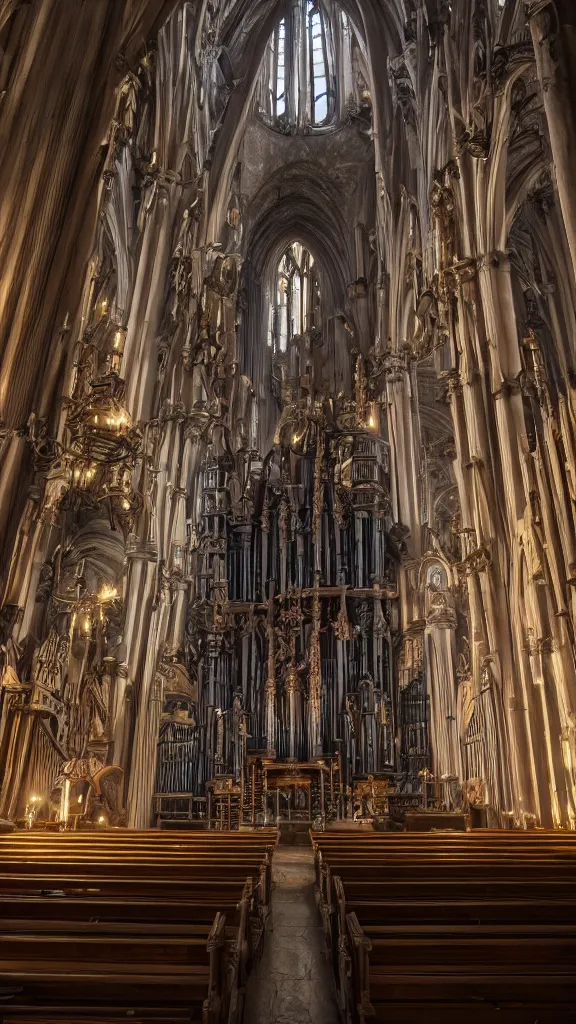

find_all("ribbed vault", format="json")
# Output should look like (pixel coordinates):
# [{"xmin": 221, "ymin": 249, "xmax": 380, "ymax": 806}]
[
  {"xmin": 4, "ymin": 0, "xmax": 576, "ymax": 846},
  {"xmin": 247, "ymin": 163, "xmax": 354, "ymax": 307}
]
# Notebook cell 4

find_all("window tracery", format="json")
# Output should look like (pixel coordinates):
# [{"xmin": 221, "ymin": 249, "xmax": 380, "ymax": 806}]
[
  {"xmin": 269, "ymin": 243, "xmax": 320, "ymax": 353},
  {"xmin": 259, "ymin": 0, "xmax": 357, "ymax": 134}
]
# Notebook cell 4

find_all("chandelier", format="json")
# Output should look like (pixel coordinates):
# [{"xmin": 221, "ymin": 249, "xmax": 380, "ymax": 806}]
[
  {"xmin": 59, "ymin": 371, "xmax": 142, "ymax": 527},
  {"xmin": 66, "ymin": 372, "xmax": 140, "ymax": 464}
]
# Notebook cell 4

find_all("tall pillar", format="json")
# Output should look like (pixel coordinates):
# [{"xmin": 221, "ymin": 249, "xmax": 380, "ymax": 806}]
[{"xmin": 528, "ymin": 1, "xmax": 576, "ymax": 275}]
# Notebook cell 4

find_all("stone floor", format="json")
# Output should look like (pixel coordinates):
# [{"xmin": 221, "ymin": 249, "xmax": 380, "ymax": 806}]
[{"xmin": 243, "ymin": 845, "xmax": 341, "ymax": 1024}]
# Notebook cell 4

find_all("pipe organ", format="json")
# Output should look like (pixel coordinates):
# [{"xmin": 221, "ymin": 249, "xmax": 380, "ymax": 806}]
[
  {"xmin": 159, "ymin": 340, "xmax": 401, "ymax": 825},
  {"xmin": 3, "ymin": 0, "xmax": 574, "ymax": 833}
]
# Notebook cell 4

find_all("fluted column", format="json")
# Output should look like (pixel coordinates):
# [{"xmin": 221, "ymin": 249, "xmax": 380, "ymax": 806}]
[
  {"xmin": 385, "ymin": 358, "xmax": 422, "ymax": 552},
  {"xmin": 0, "ymin": 0, "xmax": 180, "ymax": 585},
  {"xmin": 127, "ymin": 592, "xmax": 171, "ymax": 827},
  {"xmin": 528, "ymin": 1, "xmax": 576, "ymax": 276},
  {"xmin": 425, "ymin": 605, "xmax": 462, "ymax": 791}
]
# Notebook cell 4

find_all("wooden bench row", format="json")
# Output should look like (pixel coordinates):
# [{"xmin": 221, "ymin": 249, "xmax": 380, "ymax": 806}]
[
  {"xmin": 0, "ymin": 828, "xmax": 278, "ymax": 1024},
  {"xmin": 311, "ymin": 829, "xmax": 576, "ymax": 1024},
  {"xmin": 0, "ymin": 829, "xmax": 277, "ymax": 908}
]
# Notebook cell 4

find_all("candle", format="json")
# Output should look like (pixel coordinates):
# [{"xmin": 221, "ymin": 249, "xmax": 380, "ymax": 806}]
[{"xmin": 61, "ymin": 779, "xmax": 70, "ymax": 823}]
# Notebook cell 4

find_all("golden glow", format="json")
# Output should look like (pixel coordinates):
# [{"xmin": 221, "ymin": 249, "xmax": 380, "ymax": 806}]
[
  {"xmin": 61, "ymin": 779, "xmax": 70, "ymax": 823},
  {"xmin": 73, "ymin": 465, "xmax": 96, "ymax": 483},
  {"xmin": 98, "ymin": 585, "xmax": 118, "ymax": 603},
  {"xmin": 105, "ymin": 410, "xmax": 131, "ymax": 431}
]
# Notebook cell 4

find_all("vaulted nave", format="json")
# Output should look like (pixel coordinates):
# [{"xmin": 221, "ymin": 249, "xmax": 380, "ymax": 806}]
[{"xmin": 0, "ymin": 0, "xmax": 576, "ymax": 1021}]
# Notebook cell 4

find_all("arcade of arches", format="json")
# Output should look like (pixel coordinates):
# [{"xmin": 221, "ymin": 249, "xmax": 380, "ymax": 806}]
[{"xmin": 1, "ymin": 0, "xmax": 576, "ymax": 839}]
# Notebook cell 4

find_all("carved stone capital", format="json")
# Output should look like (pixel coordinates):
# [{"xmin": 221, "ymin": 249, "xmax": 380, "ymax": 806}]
[
  {"xmin": 436, "ymin": 370, "xmax": 463, "ymax": 403},
  {"xmin": 384, "ymin": 354, "xmax": 407, "ymax": 382}
]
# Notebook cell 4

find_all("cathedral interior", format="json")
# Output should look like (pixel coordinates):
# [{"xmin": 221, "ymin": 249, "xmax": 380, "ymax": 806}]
[{"xmin": 1, "ymin": 1, "xmax": 576, "ymax": 1022}]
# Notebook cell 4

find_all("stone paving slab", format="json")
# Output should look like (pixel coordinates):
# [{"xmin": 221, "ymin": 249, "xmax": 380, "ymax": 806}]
[{"xmin": 243, "ymin": 846, "xmax": 341, "ymax": 1024}]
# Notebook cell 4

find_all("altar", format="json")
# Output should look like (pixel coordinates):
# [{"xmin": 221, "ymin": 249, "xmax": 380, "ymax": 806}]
[
  {"xmin": 261, "ymin": 758, "xmax": 335, "ymax": 826},
  {"xmin": 238, "ymin": 752, "xmax": 400, "ymax": 828}
]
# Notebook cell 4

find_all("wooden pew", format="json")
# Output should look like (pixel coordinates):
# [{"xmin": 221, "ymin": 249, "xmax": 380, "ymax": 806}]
[
  {"xmin": 0, "ymin": 887, "xmax": 257, "ymax": 1016},
  {"xmin": 0, "ymin": 846, "xmax": 274, "ymax": 909},
  {"xmin": 0, "ymin": 912, "xmax": 226, "ymax": 1024},
  {"xmin": 310, "ymin": 830, "xmax": 576, "ymax": 1023},
  {"xmin": 318, "ymin": 860, "xmax": 576, "ymax": 924},
  {"xmin": 345, "ymin": 911, "xmax": 576, "ymax": 1023},
  {"xmin": 0, "ymin": 829, "xmax": 276, "ymax": 1023},
  {"xmin": 310, "ymin": 829, "xmax": 576, "ymax": 906},
  {"xmin": 310, "ymin": 828, "xmax": 576, "ymax": 891},
  {"xmin": 0, "ymin": 830, "xmax": 276, "ymax": 908}
]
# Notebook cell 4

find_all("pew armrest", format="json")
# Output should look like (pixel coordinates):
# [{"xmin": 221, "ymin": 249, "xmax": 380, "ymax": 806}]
[
  {"xmin": 333, "ymin": 875, "xmax": 347, "ymax": 939},
  {"xmin": 347, "ymin": 912, "xmax": 372, "ymax": 954},
  {"xmin": 207, "ymin": 912, "xmax": 226, "ymax": 953},
  {"xmin": 346, "ymin": 912, "xmax": 374, "ymax": 1022},
  {"xmin": 235, "ymin": 879, "xmax": 254, "ymax": 984}
]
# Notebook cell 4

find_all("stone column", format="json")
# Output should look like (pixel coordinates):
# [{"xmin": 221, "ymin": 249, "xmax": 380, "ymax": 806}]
[
  {"xmin": 424, "ymin": 585, "xmax": 462, "ymax": 793},
  {"xmin": 528, "ymin": 0, "xmax": 576, "ymax": 275},
  {"xmin": 385, "ymin": 358, "xmax": 422, "ymax": 553},
  {"xmin": 127, "ymin": 593, "xmax": 171, "ymax": 828}
]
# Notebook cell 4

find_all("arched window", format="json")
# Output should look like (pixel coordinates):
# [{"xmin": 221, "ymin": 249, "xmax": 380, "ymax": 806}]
[
  {"xmin": 260, "ymin": 0, "xmax": 356, "ymax": 134},
  {"xmin": 269, "ymin": 243, "xmax": 320, "ymax": 353},
  {"xmin": 309, "ymin": 3, "xmax": 329, "ymax": 124}
]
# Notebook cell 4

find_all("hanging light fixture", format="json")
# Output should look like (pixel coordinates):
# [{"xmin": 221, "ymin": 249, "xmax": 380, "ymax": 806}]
[
  {"xmin": 66, "ymin": 372, "xmax": 140, "ymax": 465},
  {"xmin": 59, "ymin": 370, "xmax": 143, "ymax": 529}
]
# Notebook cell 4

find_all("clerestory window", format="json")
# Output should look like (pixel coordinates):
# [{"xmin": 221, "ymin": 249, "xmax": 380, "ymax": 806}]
[{"xmin": 259, "ymin": 0, "xmax": 356, "ymax": 134}]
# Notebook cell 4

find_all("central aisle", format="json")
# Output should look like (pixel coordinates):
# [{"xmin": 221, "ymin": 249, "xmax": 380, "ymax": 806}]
[{"xmin": 243, "ymin": 844, "xmax": 341, "ymax": 1024}]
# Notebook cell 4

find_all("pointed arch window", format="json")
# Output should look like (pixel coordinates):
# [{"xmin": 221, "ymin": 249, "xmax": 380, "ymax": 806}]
[
  {"xmin": 309, "ymin": 3, "xmax": 329, "ymax": 124},
  {"xmin": 260, "ymin": 0, "xmax": 356, "ymax": 134},
  {"xmin": 269, "ymin": 243, "xmax": 320, "ymax": 353}
]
